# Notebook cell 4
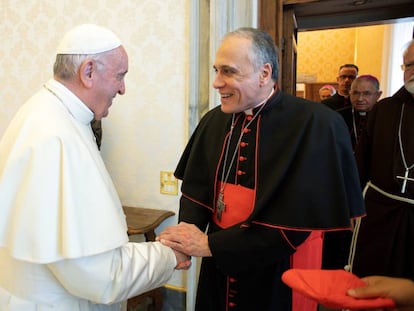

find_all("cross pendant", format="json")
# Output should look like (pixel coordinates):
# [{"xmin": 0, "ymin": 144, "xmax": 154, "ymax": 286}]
[
  {"xmin": 216, "ymin": 192, "xmax": 226, "ymax": 221},
  {"xmin": 396, "ymin": 169, "xmax": 414, "ymax": 193}
]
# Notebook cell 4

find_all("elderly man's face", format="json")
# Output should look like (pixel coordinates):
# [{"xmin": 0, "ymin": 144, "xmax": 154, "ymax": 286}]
[
  {"xmin": 212, "ymin": 36, "xmax": 269, "ymax": 114},
  {"xmin": 403, "ymin": 43, "xmax": 414, "ymax": 95},
  {"xmin": 350, "ymin": 80, "xmax": 381, "ymax": 112},
  {"xmin": 92, "ymin": 46, "xmax": 128, "ymax": 119}
]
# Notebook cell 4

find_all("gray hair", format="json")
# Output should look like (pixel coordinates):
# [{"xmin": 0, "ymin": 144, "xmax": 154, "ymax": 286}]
[
  {"xmin": 403, "ymin": 39, "xmax": 414, "ymax": 58},
  {"xmin": 53, "ymin": 53, "xmax": 105, "ymax": 80},
  {"xmin": 224, "ymin": 27, "xmax": 279, "ymax": 81}
]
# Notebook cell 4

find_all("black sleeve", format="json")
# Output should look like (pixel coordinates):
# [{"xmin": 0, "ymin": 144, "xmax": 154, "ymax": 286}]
[
  {"xmin": 178, "ymin": 196, "xmax": 212, "ymax": 232},
  {"xmin": 208, "ymin": 223, "xmax": 310, "ymax": 276},
  {"xmin": 355, "ymin": 107, "xmax": 375, "ymax": 188}
]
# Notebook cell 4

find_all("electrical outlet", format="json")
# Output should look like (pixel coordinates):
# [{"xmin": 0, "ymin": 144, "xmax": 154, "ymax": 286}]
[{"xmin": 160, "ymin": 171, "xmax": 178, "ymax": 195}]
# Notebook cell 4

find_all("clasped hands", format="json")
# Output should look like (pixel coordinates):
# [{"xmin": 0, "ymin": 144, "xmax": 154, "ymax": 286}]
[{"xmin": 157, "ymin": 222, "xmax": 212, "ymax": 270}]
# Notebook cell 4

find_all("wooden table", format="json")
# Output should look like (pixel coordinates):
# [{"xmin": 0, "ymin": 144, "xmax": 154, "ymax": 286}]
[{"xmin": 122, "ymin": 206, "xmax": 175, "ymax": 311}]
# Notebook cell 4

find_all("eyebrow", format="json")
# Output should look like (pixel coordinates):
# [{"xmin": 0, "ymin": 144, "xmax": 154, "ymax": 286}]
[
  {"xmin": 214, "ymin": 64, "xmax": 238, "ymax": 72},
  {"xmin": 117, "ymin": 70, "xmax": 128, "ymax": 79}
]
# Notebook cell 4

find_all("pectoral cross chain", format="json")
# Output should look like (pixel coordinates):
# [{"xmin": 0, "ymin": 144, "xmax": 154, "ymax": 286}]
[
  {"xmin": 216, "ymin": 192, "xmax": 226, "ymax": 221},
  {"xmin": 397, "ymin": 169, "xmax": 414, "ymax": 193}
]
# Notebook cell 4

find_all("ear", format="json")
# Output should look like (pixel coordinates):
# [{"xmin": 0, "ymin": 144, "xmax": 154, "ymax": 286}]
[
  {"xmin": 79, "ymin": 59, "xmax": 95, "ymax": 88},
  {"xmin": 259, "ymin": 63, "xmax": 272, "ymax": 86},
  {"xmin": 375, "ymin": 90, "xmax": 383, "ymax": 101}
]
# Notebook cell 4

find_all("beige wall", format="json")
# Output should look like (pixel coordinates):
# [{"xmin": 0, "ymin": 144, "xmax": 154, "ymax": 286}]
[
  {"xmin": 355, "ymin": 25, "xmax": 386, "ymax": 80},
  {"xmin": 297, "ymin": 25, "xmax": 386, "ymax": 83}
]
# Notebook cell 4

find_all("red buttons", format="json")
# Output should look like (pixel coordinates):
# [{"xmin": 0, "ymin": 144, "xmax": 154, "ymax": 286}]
[
  {"xmin": 246, "ymin": 115, "xmax": 253, "ymax": 121},
  {"xmin": 239, "ymin": 156, "xmax": 246, "ymax": 161},
  {"xmin": 228, "ymin": 278, "xmax": 237, "ymax": 308},
  {"xmin": 237, "ymin": 170, "xmax": 245, "ymax": 176},
  {"xmin": 243, "ymin": 128, "xmax": 250, "ymax": 133},
  {"xmin": 240, "ymin": 142, "xmax": 248, "ymax": 147}
]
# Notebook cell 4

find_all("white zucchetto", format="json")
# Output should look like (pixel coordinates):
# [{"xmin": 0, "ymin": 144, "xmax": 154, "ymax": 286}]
[{"xmin": 56, "ymin": 24, "xmax": 122, "ymax": 55}]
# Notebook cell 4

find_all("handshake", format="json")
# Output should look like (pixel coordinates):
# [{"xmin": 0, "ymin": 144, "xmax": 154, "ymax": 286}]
[{"xmin": 157, "ymin": 222, "xmax": 212, "ymax": 270}]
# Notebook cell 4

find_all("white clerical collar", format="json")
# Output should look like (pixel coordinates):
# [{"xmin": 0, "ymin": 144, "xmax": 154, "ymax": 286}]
[{"xmin": 44, "ymin": 79, "xmax": 94, "ymax": 125}]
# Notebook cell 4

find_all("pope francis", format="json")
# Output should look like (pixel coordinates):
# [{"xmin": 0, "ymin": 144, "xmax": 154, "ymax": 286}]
[{"xmin": 0, "ymin": 24, "xmax": 190, "ymax": 311}]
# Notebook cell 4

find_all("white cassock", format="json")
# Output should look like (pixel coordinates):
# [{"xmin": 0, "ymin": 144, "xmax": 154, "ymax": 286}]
[{"xmin": 0, "ymin": 79, "xmax": 177, "ymax": 310}]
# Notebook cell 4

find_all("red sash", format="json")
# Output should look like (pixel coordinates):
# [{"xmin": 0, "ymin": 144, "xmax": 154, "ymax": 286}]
[{"xmin": 291, "ymin": 231, "xmax": 323, "ymax": 311}]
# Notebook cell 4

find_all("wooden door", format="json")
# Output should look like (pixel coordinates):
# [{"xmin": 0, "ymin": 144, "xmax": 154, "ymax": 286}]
[
  {"xmin": 257, "ymin": 0, "xmax": 282, "ymax": 87},
  {"xmin": 282, "ymin": 8, "xmax": 298, "ymax": 95},
  {"xmin": 258, "ymin": 0, "xmax": 297, "ymax": 95}
]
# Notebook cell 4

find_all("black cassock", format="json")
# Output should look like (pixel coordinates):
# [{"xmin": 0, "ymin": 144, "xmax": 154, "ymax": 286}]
[
  {"xmin": 353, "ymin": 86, "xmax": 414, "ymax": 279},
  {"xmin": 176, "ymin": 90, "xmax": 365, "ymax": 311}
]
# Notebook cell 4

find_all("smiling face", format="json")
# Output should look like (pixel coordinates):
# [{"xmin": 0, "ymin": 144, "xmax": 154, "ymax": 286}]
[
  {"xmin": 91, "ymin": 46, "xmax": 129, "ymax": 119},
  {"xmin": 212, "ymin": 36, "xmax": 273, "ymax": 114}
]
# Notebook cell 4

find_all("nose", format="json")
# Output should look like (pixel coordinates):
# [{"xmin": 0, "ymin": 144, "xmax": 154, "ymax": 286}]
[
  {"xmin": 118, "ymin": 80, "xmax": 126, "ymax": 95},
  {"xmin": 355, "ymin": 96, "xmax": 363, "ymax": 103},
  {"xmin": 212, "ymin": 73, "xmax": 224, "ymax": 89}
]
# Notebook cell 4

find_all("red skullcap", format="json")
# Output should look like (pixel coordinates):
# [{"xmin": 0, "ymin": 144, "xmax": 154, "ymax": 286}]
[{"xmin": 282, "ymin": 269, "xmax": 395, "ymax": 310}]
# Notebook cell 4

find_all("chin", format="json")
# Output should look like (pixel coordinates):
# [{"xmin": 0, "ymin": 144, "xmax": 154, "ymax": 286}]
[
  {"xmin": 95, "ymin": 111, "xmax": 108, "ymax": 119},
  {"xmin": 220, "ymin": 104, "xmax": 236, "ymax": 114},
  {"xmin": 405, "ymin": 80, "xmax": 414, "ymax": 94}
]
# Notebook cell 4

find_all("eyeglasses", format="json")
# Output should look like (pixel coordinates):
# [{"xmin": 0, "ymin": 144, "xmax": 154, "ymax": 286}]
[
  {"xmin": 401, "ymin": 62, "xmax": 414, "ymax": 71},
  {"xmin": 338, "ymin": 75, "xmax": 356, "ymax": 80},
  {"xmin": 350, "ymin": 91, "xmax": 376, "ymax": 97}
]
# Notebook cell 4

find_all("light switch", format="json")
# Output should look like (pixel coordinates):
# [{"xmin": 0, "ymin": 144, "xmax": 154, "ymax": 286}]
[{"xmin": 160, "ymin": 171, "xmax": 178, "ymax": 195}]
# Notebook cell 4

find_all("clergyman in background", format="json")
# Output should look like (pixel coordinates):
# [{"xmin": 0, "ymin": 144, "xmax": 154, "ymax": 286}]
[
  {"xmin": 348, "ymin": 74, "xmax": 382, "ymax": 150},
  {"xmin": 351, "ymin": 39, "xmax": 414, "ymax": 282},
  {"xmin": 318, "ymin": 84, "xmax": 336, "ymax": 101},
  {"xmin": 322, "ymin": 63, "xmax": 359, "ymax": 110}
]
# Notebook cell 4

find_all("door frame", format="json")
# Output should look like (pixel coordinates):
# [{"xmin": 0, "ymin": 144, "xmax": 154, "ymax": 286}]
[{"xmin": 258, "ymin": 0, "xmax": 414, "ymax": 94}]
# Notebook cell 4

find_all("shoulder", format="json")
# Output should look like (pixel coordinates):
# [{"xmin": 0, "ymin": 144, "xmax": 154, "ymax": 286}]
[
  {"xmin": 321, "ymin": 93, "xmax": 343, "ymax": 109},
  {"xmin": 278, "ymin": 91, "xmax": 340, "ymax": 117},
  {"xmin": 267, "ymin": 92, "xmax": 346, "ymax": 132},
  {"xmin": 197, "ymin": 105, "xmax": 230, "ymax": 130},
  {"xmin": 375, "ymin": 87, "xmax": 408, "ymax": 112}
]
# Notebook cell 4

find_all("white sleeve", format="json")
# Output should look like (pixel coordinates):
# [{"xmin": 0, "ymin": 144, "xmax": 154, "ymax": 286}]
[{"xmin": 47, "ymin": 241, "xmax": 177, "ymax": 304}]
